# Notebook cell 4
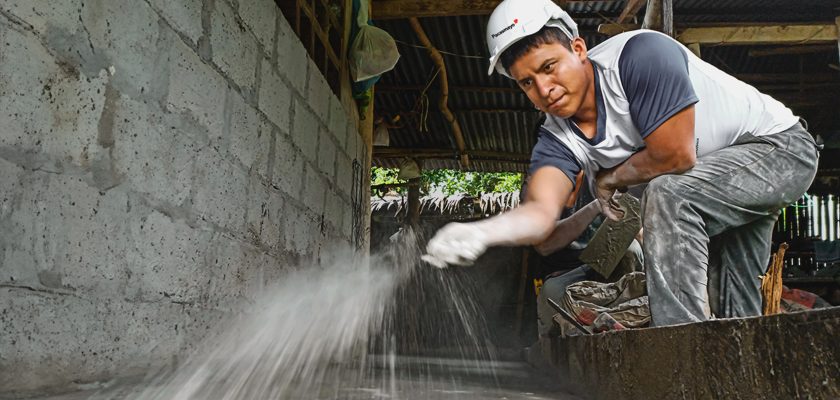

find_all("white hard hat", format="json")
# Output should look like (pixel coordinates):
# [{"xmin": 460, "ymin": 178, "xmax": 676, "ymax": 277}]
[{"xmin": 486, "ymin": 0, "xmax": 579, "ymax": 78}]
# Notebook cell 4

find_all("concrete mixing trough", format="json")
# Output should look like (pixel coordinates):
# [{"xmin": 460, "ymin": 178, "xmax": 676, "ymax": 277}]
[{"xmin": 540, "ymin": 307, "xmax": 840, "ymax": 399}]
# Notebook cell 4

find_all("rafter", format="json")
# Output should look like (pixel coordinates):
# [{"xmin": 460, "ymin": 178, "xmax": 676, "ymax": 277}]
[
  {"xmin": 372, "ymin": 0, "xmax": 612, "ymax": 19},
  {"xmin": 678, "ymin": 24, "xmax": 838, "ymax": 45}
]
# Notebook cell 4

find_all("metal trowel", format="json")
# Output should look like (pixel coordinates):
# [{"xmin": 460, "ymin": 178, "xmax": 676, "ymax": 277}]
[{"xmin": 579, "ymin": 193, "xmax": 642, "ymax": 279}]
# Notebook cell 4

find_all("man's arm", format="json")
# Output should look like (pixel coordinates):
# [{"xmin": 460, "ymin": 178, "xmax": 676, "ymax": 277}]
[
  {"xmin": 598, "ymin": 104, "xmax": 696, "ymax": 192},
  {"xmin": 423, "ymin": 166, "xmax": 572, "ymax": 268},
  {"xmin": 475, "ymin": 166, "xmax": 573, "ymax": 246},
  {"xmin": 534, "ymin": 200, "xmax": 600, "ymax": 256}
]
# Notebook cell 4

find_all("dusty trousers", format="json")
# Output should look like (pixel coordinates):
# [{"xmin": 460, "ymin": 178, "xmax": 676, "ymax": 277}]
[{"xmin": 642, "ymin": 123, "xmax": 819, "ymax": 326}]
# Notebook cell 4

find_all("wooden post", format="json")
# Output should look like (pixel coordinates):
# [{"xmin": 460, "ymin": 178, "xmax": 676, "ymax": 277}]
[
  {"xmin": 407, "ymin": 177, "xmax": 421, "ymax": 227},
  {"xmin": 642, "ymin": 0, "xmax": 673, "ymax": 37},
  {"xmin": 662, "ymin": 0, "xmax": 673, "ymax": 37},
  {"xmin": 641, "ymin": 0, "xmax": 660, "ymax": 31},
  {"xmin": 409, "ymin": 17, "xmax": 471, "ymax": 169},
  {"xmin": 836, "ymin": 16, "xmax": 840, "ymax": 64}
]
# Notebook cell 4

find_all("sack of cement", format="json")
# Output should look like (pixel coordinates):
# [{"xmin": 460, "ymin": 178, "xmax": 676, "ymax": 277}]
[
  {"xmin": 553, "ymin": 272, "xmax": 650, "ymax": 336},
  {"xmin": 579, "ymin": 194, "xmax": 641, "ymax": 279}
]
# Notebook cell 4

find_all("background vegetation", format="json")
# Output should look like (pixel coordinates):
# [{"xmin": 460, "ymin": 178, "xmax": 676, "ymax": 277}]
[{"xmin": 371, "ymin": 167, "xmax": 523, "ymax": 196}]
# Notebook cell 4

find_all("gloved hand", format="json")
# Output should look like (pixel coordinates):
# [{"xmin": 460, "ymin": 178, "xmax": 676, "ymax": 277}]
[{"xmin": 422, "ymin": 222, "xmax": 488, "ymax": 268}]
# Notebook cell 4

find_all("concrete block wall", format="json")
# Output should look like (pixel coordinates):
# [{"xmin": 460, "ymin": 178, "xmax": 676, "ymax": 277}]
[{"xmin": 0, "ymin": 0, "xmax": 364, "ymax": 395}]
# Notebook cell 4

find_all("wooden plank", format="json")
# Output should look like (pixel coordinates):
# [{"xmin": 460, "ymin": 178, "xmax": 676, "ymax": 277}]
[
  {"xmin": 617, "ymin": 0, "xmax": 646, "ymax": 24},
  {"xmin": 374, "ymin": 147, "xmax": 530, "ymax": 162},
  {"xmin": 376, "ymin": 84, "xmax": 520, "ymax": 93},
  {"xmin": 677, "ymin": 24, "xmax": 838, "ymax": 45},
  {"xmin": 597, "ymin": 23, "xmax": 638, "ymax": 36},
  {"xmin": 372, "ymin": 0, "xmax": 611, "ymax": 19},
  {"xmin": 748, "ymin": 44, "xmax": 836, "ymax": 57}
]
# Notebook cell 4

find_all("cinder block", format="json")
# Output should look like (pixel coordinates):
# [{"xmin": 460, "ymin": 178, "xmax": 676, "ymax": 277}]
[
  {"xmin": 112, "ymin": 96, "xmax": 199, "ymax": 206},
  {"xmin": 341, "ymin": 198, "xmax": 354, "ymax": 240},
  {"xmin": 0, "ymin": 158, "xmax": 24, "ymax": 219},
  {"xmin": 190, "ymin": 149, "xmax": 249, "ymax": 234},
  {"xmin": 200, "ymin": 239, "xmax": 250, "ymax": 307},
  {"xmin": 0, "ymin": 24, "xmax": 107, "ymax": 167},
  {"xmin": 327, "ymin": 95, "xmax": 348, "ymax": 148},
  {"xmin": 243, "ymin": 174, "xmax": 270, "ymax": 245},
  {"xmin": 210, "ymin": 0, "xmax": 258, "ymax": 92},
  {"xmin": 80, "ymin": 0, "xmax": 163, "ymax": 97},
  {"xmin": 274, "ymin": 11, "xmax": 308, "ymax": 94},
  {"xmin": 324, "ymin": 191, "xmax": 345, "ymax": 236},
  {"xmin": 272, "ymin": 132, "xmax": 304, "ymax": 200},
  {"xmin": 258, "ymin": 58, "xmax": 292, "ymax": 130},
  {"xmin": 302, "ymin": 163, "xmax": 326, "ymax": 215},
  {"xmin": 317, "ymin": 129, "xmax": 337, "ymax": 180},
  {"xmin": 280, "ymin": 204, "xmax": 306, "ymax": 257},
  {"xmin": 291, "ymin": 100, "xmax": 320, "ymax": 163},
  {"xmin": 1, "ymin": 0, "xmax": 83, "ymax": 36},
  {"xmin": 148, "ymin": 0, "xmax": 203, "ymax": 45},
  {"xmin": 0, "ymin": 170, "xmax": 132, "ymax": 297},
  {"xmin": 123, "ymin": 209, "xmax": 214, "ymax": 304},
  {"xmin": 167, "ymin": 39, "xmax": 227, "ymax": 145},
  {"xmin": 346, "ymin": 121, "xmax": 360, "ymax": 162},
  {"xmin": 261, "ymin": 187, "xmax": 287, "ymax": 252},
  {"xmin": 305, "ymin": 58, "xmax": 332, "ymax": 121},
  {"xmin": 229, "ymin": 94, "xmax": 271, "ymax": 179},
  {"xmin": 335, "ymin": 151, "xmax": 353, "ymax": 198},
  {"xmin": 238, "ymin": 0, "xmax": 277, "ymax": 55}
]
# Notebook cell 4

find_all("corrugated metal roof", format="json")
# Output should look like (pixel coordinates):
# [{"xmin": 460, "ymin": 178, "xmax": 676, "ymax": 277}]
[{"xmin": 372, "ymin": 1, "xmax": 840, "ymax": 173}]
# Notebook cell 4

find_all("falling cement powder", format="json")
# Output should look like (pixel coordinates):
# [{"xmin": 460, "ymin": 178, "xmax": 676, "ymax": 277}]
[{"xmin": 116, "ymin": 229, "xmax": 498, "ymax": 399}]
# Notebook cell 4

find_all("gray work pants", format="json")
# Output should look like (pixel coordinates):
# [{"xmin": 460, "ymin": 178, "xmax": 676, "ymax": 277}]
[{"xmin": 643, "ymin": 123, "xmax": 819, "ymax": 326}]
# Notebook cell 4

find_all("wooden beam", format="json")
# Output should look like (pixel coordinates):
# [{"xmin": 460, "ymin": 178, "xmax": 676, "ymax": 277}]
[
  {"xmin": 408, "ymin": 17, "xmax": 471, "ymax": 169},
  {"xmin": 749, "ymin": 44, "xmax": 837, "ymax": 57},
  {"xmin": 377, "ymin": 85, "xmax": 520, "ymax": 94},
  {"xmin": 617, "ymin": 0, "xmax": 646, "ymax": 24},
  {"xmin": 600, "ymin": 23, "xmax": 839, "ymax": 45},
  {"xmin": 677, "ymin": 24, "xmax": 838, "ymax": 45},
  {"xmin": 597, "ymin": 23, "xmax": 638, "ymax": 36},
  {"xmin": 372, "ymin": 0, "xmax": 611, "ymax": 19},
  {"xmin": 374, "ymin": 147, "xmax": 530, "ymax": 162},
  {"xmin": 733, "ymin": 73, "xmax": 837, "ymax": 83}
]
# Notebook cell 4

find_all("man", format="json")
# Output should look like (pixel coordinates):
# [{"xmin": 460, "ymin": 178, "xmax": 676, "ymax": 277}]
[{"xmin": 423, "ymin": 0, "xmax": 819, "ymax": 326}]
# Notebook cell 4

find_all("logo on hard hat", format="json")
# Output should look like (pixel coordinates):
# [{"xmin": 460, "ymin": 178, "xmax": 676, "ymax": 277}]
[{"xmin": 491, "ymin": 19, "xmax": 519, "ymax": 38}]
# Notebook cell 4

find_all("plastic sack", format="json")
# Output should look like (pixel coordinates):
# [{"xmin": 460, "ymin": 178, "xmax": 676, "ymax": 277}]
[{"xmin": 349, "ymin": 1, "xmax": 399, "ymax": 82}]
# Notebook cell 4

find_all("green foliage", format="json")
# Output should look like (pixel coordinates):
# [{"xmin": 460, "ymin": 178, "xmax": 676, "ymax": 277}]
[{"xmin": 371, "ymin": 167, "xmax": 523, "ymax": 196}]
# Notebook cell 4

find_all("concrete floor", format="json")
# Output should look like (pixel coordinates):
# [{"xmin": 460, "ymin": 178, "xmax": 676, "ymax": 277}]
[{"xmin": 15, "ymin": 358, "xmax": 581, "ymax": 400}]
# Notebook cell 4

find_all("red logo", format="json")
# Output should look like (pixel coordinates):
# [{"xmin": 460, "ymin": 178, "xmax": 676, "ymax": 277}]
[{"xmin": 514, "ymin": 18, "xmax": 519, "ymax": 24}]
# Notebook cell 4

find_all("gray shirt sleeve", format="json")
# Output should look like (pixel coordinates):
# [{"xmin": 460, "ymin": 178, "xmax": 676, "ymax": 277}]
[
  {"xmin": 618, "ymin": 32, "xmax": 699, "ymax": 138},
  {"xmin": 528, "ymin": 128, "xmax": 581, "ymax": 188}
]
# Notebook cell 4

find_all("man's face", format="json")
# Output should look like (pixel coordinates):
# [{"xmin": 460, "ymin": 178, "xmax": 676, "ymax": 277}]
[{"xmin": 508, "ymin": 38, "xmax": 589, "ymax": 118}]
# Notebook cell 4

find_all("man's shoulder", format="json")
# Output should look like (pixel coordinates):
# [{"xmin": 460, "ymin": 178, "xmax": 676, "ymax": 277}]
[{"xmin": 589, "ymin": 30, "xmax": 673, "ymax": 66}]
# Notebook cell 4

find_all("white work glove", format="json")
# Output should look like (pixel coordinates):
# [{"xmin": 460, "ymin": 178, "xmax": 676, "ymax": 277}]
[{"xmin": 422, "ymin": 222, "xmax": 488, "ymax": 269}]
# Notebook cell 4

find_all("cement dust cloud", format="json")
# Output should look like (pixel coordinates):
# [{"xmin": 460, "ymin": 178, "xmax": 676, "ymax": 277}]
[{"xmin": 121, "ymin": 229, "xmax": 500, "ymax": 399}]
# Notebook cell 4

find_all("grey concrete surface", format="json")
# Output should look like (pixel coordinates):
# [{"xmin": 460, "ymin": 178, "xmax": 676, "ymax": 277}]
[
  {"xmin": 5, "ymin": 358, "xmax": 583, "ymax": 400},
  {"xmin": 0, "ymin": 0, "xmax": 364, "ymax": 396}
]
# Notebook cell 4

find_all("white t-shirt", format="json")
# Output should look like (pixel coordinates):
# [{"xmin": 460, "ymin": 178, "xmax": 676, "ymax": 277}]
[{"xmin": 530, "ymin": 30, "xmax": 799, "ymax": 190}]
